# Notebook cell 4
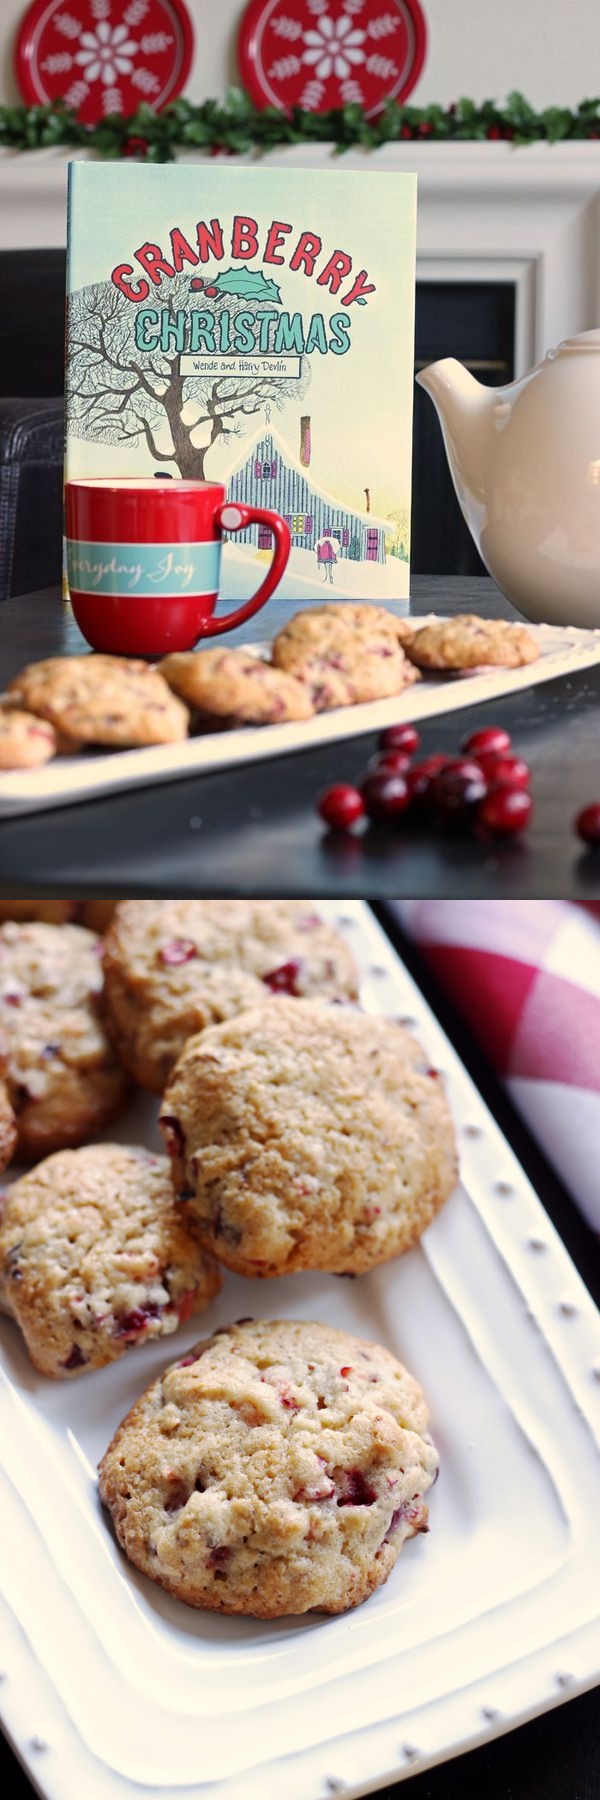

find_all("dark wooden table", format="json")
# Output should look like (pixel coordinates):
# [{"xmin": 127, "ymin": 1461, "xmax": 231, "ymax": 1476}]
[
  {"xmin": 1, "ymin": 579, "xmax": 599, "ymax": 898},
  {"xmin": 1, "ymin": 912, "xmax": 598, "ymax": 1800}
]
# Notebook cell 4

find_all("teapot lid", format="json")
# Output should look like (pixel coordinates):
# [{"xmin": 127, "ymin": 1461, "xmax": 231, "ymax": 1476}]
[{"xmin": 554, "ymin": 328, "xmax": 600, "ymax": 355}]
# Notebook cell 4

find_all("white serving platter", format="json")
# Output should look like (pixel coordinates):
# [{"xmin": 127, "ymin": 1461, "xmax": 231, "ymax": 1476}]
[
  {"xmin": 2, "ymin": 620, "xmax": 600, "ymax": 815},
  {"xmin": 0, "ymin": 900, "xmax": 599, "ymax": 1800}
]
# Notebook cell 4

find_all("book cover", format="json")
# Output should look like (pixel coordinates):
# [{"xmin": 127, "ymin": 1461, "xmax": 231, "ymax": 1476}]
[{"xmin": 65, "ymin": 161, "xmax": 417, "ymax": 602}]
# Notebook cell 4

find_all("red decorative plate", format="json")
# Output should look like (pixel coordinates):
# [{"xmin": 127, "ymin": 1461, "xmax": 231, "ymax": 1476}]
[
  {"xmin": 15, "ymin": 0, "xmax": 194, "ymax": 124},
  {"xmin": 238, "ymin": 0, "xmax": 427, "ymax": 117}
]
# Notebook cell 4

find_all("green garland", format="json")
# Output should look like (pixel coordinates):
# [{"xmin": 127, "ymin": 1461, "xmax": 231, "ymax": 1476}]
[{"xmin": 0, "ymin": 88, "xmax": 599, "ymax": 159}]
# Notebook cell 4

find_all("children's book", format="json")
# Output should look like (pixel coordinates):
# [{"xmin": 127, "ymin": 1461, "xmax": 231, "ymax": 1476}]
[{"xmin": 65, "ymin": 162, "xmax": 417, "ymax": 601}]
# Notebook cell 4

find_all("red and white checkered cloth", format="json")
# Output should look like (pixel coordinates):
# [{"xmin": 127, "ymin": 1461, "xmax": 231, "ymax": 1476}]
[{"xmin": 394, "ymin": 901, "xmax": 600, "ymax": 1232}]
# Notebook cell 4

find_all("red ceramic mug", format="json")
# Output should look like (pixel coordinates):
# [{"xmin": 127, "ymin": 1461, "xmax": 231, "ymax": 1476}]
[{"xmin": 65, "ymin": 477, "xmax": 291, "ymax": 656}]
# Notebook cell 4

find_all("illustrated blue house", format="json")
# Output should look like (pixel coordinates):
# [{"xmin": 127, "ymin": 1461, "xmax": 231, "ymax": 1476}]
[{"xmin": 225, "ymin": 425, "xmax": 388, "ymax": 564}]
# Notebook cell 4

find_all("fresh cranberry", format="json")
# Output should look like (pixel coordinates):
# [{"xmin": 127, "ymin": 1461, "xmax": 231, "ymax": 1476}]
[
  {"xmin": 160, "ymin": 1115, "xmax": 185, "ymax": 1156},
  {"xmin": 404, "ymin": 765, "xmax": 435, "ymax": 811},
  {"xmin": 3, "ymin": 992, "xmax": 22, "ymax": 1007},
  {"xmin": 61, "ymin": 1344, "xmax": 87, "ymax": 1371},
  {"xmin": 442, "ymin": 758, "xmax": 487, "ymax": 782},
  {"xmin": 431, "ymin": 764, "xmax": 487, "ymax": 822},
  {"xmin": 361, "ymin": 771, "xmax": 410, "ymax": 822},
  {"xmin": 461, "ymin": 725, "xmax": 512, "ymax": 756},
  {"xmin": 339, "ymin": 1365, "xmax": 353, "ymax": 1376},
  {"xmin": 415, "ymin": 753, "xmax": 455, "ymax": 777},
  {"xmin": 159, "ymin": 939, "xmax": 198, "ymax": 966},
  {"xmin": 477, "ymin": 752, "xmax": 531, "ymax": 789},
  {"xmin": 379, "ymin": 723, "xmax": 420, "ymax": 755},
  {"xmin": 336, "ymin": 1469, "xmax": 378, "ymax": 1506},
  {"xmin": 575, "ymin": 803, "xmax": 600, "ymax": 846},
  {"xmin": 262, "ymin": 959, "xmax": 303, "ymax": 995},
  {"xmin": 478, "ymin": 786, "xmax": 533, "ymax": 835},
  {"xmin": 318, "ymin": 784, "xmax": 365, "ymax": 830},
  {"xmin": 367, "ymin": 750, "xmax": 411, "ymax": 776}
]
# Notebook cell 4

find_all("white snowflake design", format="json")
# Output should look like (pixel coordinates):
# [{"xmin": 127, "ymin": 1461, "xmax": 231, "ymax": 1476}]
[
  {"xmin": 302, "ymin": 12, "xmax": 366, "ymax": 80},
  {"xmin": 48, "ymin": 2, "xmax": 174, "ymax": 111},
  {"xmin": 75, "ymin": 21, "xmax": 138, "ymax": 86}
]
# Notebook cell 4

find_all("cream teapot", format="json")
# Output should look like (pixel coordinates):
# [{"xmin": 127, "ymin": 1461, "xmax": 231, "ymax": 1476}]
[{"xmin": 417, "ymin": 329, "xmax": 600, "ymax": 628}]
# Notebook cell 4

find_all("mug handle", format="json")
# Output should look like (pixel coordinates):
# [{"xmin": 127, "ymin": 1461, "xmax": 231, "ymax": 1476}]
[{"xmin": 199, "ymin": 503, "xmax": 291, "ymax": 636}]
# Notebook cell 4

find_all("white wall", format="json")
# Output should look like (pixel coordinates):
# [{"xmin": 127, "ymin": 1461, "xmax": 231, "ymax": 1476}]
[{"xmin": 2, "ymin": 0, "xmax": 600, "ymax": 110}]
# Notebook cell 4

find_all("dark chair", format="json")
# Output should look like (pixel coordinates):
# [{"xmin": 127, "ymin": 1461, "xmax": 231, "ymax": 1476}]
[{"xmin": 0, "ymin": 398, "xmax": 64, "ymax": 600}]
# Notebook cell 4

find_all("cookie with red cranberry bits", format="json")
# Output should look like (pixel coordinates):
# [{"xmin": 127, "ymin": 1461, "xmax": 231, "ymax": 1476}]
[
  {"xmin": 404, "ymin": 615, "xmax": 539, "ymax": 671},
  {"xmin": 0, "ymin": 1078, "xmax": 17, "ymax": 1172},
  {"xmin": 160, "ymin": 999, "xmax": 458, "ymax": 1277},
  {"xmin": 271, "ymin": 606, "xmax": 417, "ymax": 707},
  {"xmin": 98, "ymin": 1317, "xmax": 438, "ymax": 1617},
  {"xmin": 159, "ymin": 649, "xmax": 314, "ymax": 724},
  {"xmin": 102, "ymin": 901, "xmax": 359, "ymax": 1095},
  {"xmin": 0, "ymin": 901, "xmax": 78, "ymax": 925},
  {"xmin": 0, "ymin": 706, "xmax": 57, "ymax": 769},
  {"xmin": 0, "ymin": 1144, "xmax": 221, "ymax": 1378},
  {"xmin": 0, "ymin": 920, "xmax": 129, "ymax": 1160},
  {"xmin": 8, "ymin": 655, "xmax": 189, "ymax": 748}
]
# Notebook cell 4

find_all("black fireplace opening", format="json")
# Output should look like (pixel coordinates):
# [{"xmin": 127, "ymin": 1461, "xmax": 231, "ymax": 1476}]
[
  {"xmin": 412, "ymin": 279, "xmax": 515, "ymax": 575},
  {"xmin": 0, "ymin": 252, "xmax": 515, "ymax": 586}
]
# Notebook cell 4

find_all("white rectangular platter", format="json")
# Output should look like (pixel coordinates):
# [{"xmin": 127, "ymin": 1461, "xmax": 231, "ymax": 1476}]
[
  {"xmin": 2, "ymin": 621, "xmax": 600, "ymax": 815},
  {"xmin": 1, "ymin": 900, "xmax": 599, "ymax": 1800}
]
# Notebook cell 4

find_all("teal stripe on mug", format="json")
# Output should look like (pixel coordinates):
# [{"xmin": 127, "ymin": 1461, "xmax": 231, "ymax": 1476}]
[{"xmin": 66, "ymin": 539, "xmax": 221, "ymax": 597}]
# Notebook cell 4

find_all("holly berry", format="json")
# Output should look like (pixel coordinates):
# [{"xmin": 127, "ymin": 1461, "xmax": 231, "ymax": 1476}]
[
  {"xmin": 204, "ymin": 285, "xmax": 219, "ymax": 298},
  {"xmin": 379, "ymin": 724, "xmax": 420, "ymax": 755},
  {"xmin": 318, "ymin": 784, "xmax": 365, "ymax": 830},
  {"xmin": 361, "ymin": 771, "xmax": 410, "ymax": 822},
  {"xmin": 461, "ymin": 725, "xmax": 512, "ymax": 756},
  {"xmin": 478, "ymin": 786, "xmax": 533, "ymax": 835},
  {"xmin": 477, "ymin": 753, "xmax": 531, "ymax": 789},
  {"xmin": 575, "ymin": 803, "xmax": 600, "ymax": 846}
]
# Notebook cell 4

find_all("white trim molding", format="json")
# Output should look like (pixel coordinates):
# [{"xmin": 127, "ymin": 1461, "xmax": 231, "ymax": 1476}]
[{"xmin": 1, "ymin": 141, "xmax": 599, "ymax": 371}]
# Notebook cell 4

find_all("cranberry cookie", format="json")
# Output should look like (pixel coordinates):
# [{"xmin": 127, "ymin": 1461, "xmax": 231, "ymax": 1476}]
[
  {"xmin": 0, "ymin": 901, "xmax": 78, "ymax": 925},
  {"xmin": 0, "ymin": 920, "xmax": 129, "ymax": 1159},
  {"xmin": 0, "ymin": 1144, "xmax": 221, "ymax": 1377},
  {"xmin": 160, "ymin": 649, "xmax": 314, "ymax": 724},
  {"xmin": 160, "ymin": 998, "xmax": 458, "ymax": 1277},
  {"xmin": 8, "ymin": 655, "xmax": 189, "ymax": 748},
  {"xmin": 98, "ymin": 1317, "xmax": 438, "ymax": 1616},
  {"xmin": 271, "ymin": 605, "xmax": 419, "ymax": 708},
  {"xmin": 103, "ymin": 901, "xmax": 358, "ymax": 1094},
  {"xmin": 0, "ymin": 1076, "xmax": 17, "ymax": 1172},
  {"xmin": 0, "ymin": 706, "xmax": 57, "ymax": 770},
  {"xmin": 404, "ymin": 615, "xmax": 539, "ymax": 671}
]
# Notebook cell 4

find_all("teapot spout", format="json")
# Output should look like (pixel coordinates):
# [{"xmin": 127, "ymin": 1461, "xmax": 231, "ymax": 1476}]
[{"xmin": 416, "ymin": 358, "xmax": 493, "ymax": 518}]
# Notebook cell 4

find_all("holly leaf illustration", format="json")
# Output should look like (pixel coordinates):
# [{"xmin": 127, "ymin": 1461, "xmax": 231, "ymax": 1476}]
[{"xmin": 211, "ymin": 267, "xmax": 282, "ymax": 303}]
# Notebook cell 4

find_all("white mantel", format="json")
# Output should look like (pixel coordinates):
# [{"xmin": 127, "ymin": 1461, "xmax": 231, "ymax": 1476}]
[{"xmin": 2, "ymin": 141, "xmax": 600, "ymax": 375}]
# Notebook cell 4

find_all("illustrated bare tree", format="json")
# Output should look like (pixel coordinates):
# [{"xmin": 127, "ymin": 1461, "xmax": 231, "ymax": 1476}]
[{"xmin": 67, "ymin": 271, "xmax": 311, "ymax": 479}]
